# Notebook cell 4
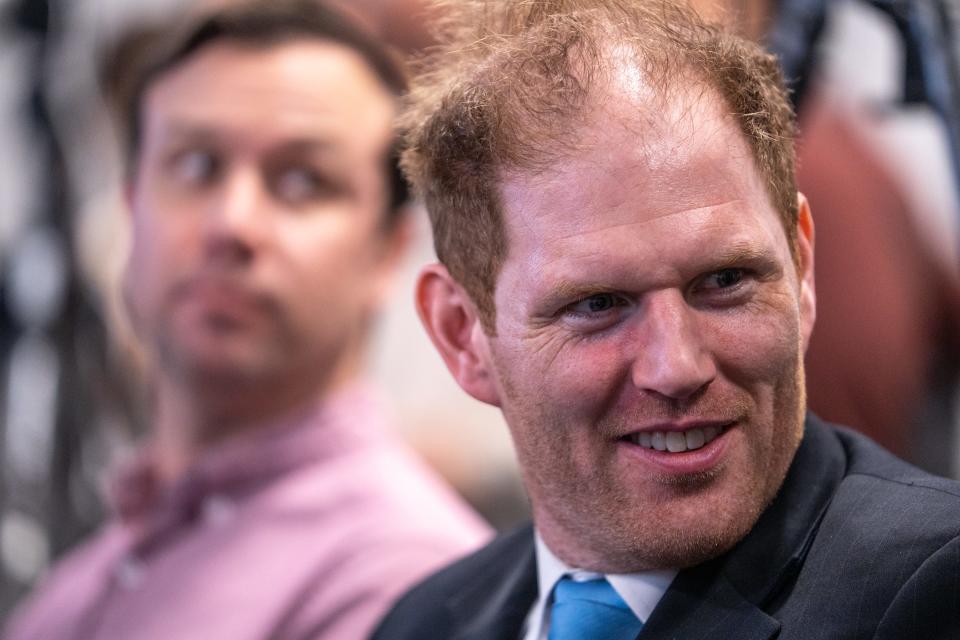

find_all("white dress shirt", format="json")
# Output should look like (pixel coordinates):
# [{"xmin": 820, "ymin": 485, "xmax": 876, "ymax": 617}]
[{"xmin": 521, "ymin": 533, "xmax": 677, "ymax": 640}]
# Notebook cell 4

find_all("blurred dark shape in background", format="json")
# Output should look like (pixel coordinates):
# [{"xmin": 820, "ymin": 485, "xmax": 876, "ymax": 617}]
[
  {"xmin": 691, "ymin": 0, "xmax": 960, "ymax": 471},
  {"xmin": 764, "ymin": 0, "xmax": 960, "ymax": 472},
  {"xmin": 0, "ymin": 0, "xmax": 957, "ymax": 624},
  {"xmin": 0, "ymin": 0, "xmax": 143, "ymax": 618}
]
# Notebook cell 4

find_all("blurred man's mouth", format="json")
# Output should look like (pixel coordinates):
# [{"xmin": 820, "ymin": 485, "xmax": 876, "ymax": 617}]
[{"xmin": 169, "ymin": 274, "xmax": 279, "ymax": 333}]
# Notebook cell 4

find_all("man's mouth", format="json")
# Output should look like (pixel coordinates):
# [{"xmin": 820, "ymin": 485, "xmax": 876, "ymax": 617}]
[
  {"xmin": 622, "ymin": 424, "xmax": 730, "ymax": 453},
  {"xmin": 174, "ymin": 275, "xmax": 273, "ymax": 321}
]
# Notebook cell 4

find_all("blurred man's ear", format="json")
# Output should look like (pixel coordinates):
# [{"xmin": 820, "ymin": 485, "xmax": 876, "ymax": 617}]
[
  {"xmin": 415, "ymin": 264, "xmax": 501, "ymax": 406},
  {"xmin": 796, "ymin": 192, "xmax": 816, "ymax": 351}
]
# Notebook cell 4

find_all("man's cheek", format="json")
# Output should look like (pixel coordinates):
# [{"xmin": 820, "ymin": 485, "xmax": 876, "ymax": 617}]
[
  {"xmin": 711, "ymin": 312, "xmax": 799, "ymax": 381},
  {"xmin": 123, "ymin": 257, "xmax": 156, "ymax": 333}
]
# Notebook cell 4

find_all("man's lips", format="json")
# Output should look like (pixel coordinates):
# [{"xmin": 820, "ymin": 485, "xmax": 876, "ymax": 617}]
[
  {"xmin": 616, "ymin": 420, "xmax": 738, "ymax": 475},
  {"xmin": 173, "ymin": 277, "xmax": 271, "ymax": 321},
  {"xmin": 618, "ymin": 421, "xmax": 735, "ymax": 453}
]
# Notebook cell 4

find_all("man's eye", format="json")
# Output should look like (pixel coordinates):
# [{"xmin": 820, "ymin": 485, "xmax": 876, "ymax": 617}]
[
  {"xmin": 704, "ymin": 268, "xmax": 745, "ymax": 289},
  {"xmin": 569, "ymin": 293, "xmax": 623, "ymax": 315},
  {"xmin": 170, "ymin": 149, "xmax": 219, "ymax": 185},
  {"xmin": 273, "ymin": 168, "xmax": 333, "ymax": 204}
]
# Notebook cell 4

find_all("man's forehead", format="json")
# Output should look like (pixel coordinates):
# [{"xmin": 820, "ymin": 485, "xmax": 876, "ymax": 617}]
[
  {"xmin": 497, "ymin": 83, "xmax": 762, "ymax": 235},
  {"xmin": 151, "ymin": 118, "xmax": 349, "ymax": 154},
  {"xmin": 503, "ymin": 196, "xmax": 783, "ymax": 267},
  {"xmin": 142, "ymin": 39, "xmax": 395, "ymax": 146}
]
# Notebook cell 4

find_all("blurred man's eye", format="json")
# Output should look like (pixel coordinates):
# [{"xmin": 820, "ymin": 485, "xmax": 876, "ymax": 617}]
[
  {"xmin": 168, "ymin": 149, "xmax": 219, "ymax": 186},
  {"xmin": 272, "ymin": 167, "xmax": 336, "ymax": 206}
]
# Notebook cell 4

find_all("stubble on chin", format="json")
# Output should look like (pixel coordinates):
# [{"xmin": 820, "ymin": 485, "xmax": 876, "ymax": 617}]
[
  {"xmin": 520, "ymin": 356, "xmax": 808, "ymax": 574},
  {"xmin": 534, "ymin": 455, "xmax": 772, "ymax": 573}
]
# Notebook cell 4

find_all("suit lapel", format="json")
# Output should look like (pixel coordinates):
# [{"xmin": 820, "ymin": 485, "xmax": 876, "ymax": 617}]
[
  {"xmin": 639, "ymin": 562, "xmax": 780, "ymax": 640},
  {"xmin": 640, "ymin": 415, "xmax": 846, "ymax": 640},
  {"xmin": 445, "ymin": 525, "xmax": 539, "ymax": 640},
  {"xmin": 438, "ymin": 416, "xmax": 846, "ymax": 640}
]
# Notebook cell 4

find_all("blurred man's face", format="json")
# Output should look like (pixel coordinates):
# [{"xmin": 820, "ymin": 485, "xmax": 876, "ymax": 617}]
[
  {"xmin": 478, "ymin": 81, "xmax": 815, "ymax": 572},
  {"xmin": 125, "ymin": 40, "xmax": 399, "ymax": 401}
]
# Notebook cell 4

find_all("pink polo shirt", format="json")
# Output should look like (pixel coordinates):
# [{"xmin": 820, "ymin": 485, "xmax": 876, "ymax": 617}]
[{"xmin": 3, "ymin": 384, "xmax": 492, "ymax": 640}]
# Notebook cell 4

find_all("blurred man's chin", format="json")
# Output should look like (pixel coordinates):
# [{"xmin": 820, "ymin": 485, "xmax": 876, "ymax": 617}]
[{"xmin": 159, "ymin": 337, "xmax": 282, "ymax": 387}]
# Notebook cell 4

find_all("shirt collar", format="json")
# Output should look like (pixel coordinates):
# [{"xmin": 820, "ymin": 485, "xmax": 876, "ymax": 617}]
[
  {"xmin": 523, "ymin": 531, "xmax": 677, "ymax": 640},
  {"xmin": 105, "ymin": 381, "xmax": 388, "ymax": 524}
]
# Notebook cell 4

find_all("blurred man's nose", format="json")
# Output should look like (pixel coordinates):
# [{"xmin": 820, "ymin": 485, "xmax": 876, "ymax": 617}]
[
  {"xmin": 630, "ymin": 290, "xmax": 717, "ymax": 401},
  {"xmin": 203, "ymin": 167, "xmax": 267, "ymax": 263}
]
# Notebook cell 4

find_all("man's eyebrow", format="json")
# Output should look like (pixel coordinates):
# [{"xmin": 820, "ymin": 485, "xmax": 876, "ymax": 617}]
[
  {"xmin": 160, "ymin": 121, "xmax": 222, "ymax": 143},
  {"xmin": 533, "ymin": 281, "xmax": 622, "ymax": 315},
  {"xmin": 535, "ymin": 245, "xmax": 783, "ymax": 307},
  {"xmin": 273, "ymin": 138, "xmax": 343, "ymax": 157},
  {"xmin": 159, "ymin": 122, "xmax": 343, "ymax": 154},
  {"xmin": 708, "ymin": 244, "xmax": 781, "ymax": 271},
  {"xmin": 280, "ymin": 138, "xmax": 339, "ymax": 152}
]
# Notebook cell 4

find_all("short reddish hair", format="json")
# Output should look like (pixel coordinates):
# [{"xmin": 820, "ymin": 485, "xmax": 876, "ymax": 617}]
[{"xmin": 401, "ymin": 0, "xmax": 797, "ymax": 331}]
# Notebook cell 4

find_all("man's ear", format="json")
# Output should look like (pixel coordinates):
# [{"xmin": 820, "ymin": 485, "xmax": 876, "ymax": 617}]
[
  {"xmin": 796, "ymin": 192, "xmax": 816, "ymax": 351},
  {"xmin": 416, "ymin": 263, "xmax": 501, "ymax": 406}
]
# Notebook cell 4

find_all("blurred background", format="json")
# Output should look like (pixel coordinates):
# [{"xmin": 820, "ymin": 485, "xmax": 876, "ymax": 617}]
[{"xmin": 0, "ymin": 0, "xmax": 957, "ymax": 621}]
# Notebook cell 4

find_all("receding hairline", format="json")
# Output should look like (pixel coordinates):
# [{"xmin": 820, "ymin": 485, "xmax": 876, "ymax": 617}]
[
  {"xmin": 487, "ymin": 46, "xmax": 760, "ymax": 173},
  {"xmin": 399, "ymin": 0, "xmax": 798, "ymax": 331},
  {"xmin": 489, "ymin": 49, "xmax": 795, "ymax": 242}
]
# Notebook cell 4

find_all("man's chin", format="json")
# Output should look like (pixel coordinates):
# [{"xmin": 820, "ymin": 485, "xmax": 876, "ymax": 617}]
[
  {"xmin": 633, "ymin": 517, "xmax": 758, "ymax": 571},
  {"xmin": 538, "ymin": 472, "xmax": 774, "ymax": 573},
  {"xmin": 161, "ymin": 340, "xmax": 280, "ymax": 387},
  {"xmin": 568, "ymin": 509, "xmax": 762, "ymax": 574}
]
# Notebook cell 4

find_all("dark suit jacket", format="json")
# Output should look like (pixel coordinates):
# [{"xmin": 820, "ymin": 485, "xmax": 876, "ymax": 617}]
[{"xmin": 373, "ymin": 415, "xmax": 960, "ymax": 639}]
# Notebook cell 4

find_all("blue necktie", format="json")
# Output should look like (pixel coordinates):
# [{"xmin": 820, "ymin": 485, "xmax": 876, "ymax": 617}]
[{"xmin": 547, "ymin": 577, "xmax": 644, "ymax": 640}]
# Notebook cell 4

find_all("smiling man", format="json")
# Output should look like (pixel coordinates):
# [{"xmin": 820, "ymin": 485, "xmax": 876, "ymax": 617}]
[
  {"xmin": 2, "ymin": 2, "xmax": 489, "ymax": 640},
  {"xmin": 373, "ymin": 1, "xmax": 960, "ymax": 639}
]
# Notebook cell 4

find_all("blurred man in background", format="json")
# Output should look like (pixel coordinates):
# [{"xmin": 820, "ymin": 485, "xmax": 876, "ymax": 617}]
[{"xmin": 2, "ymin": 1, "xmax": 489, "ymax": 639}]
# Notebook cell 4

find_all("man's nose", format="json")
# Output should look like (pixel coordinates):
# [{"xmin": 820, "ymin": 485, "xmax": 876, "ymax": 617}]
[
  {"xmin": 204, "ymin": 168, "xmax": 268, "ymax": 259},
  {"xmin": 630, "ymin": 290, "xmax": 717, "ymax": 401}
]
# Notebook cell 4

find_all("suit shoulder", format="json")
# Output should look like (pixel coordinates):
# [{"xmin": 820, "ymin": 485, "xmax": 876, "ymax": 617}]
[
  {"xmin": 390, "ymin": 522, "xmax": 533, "ymax": 605},
  {"xmin": 752, "ymin": 422, "xmax": 960, "ymax": 638},
  {"xmin": 781, "ymin": 424, "xmax": 960, "ymax": 616},
  {"xmin": 815, "ymin": 426, "xmax": 960, "ymax": 559},
  {"xmin": 834, "ymin": 425, "xmax": 960, "ymax": 507},
  {"xmin": 874, "ymin": 532, "xmax": 960, "ymax": 639},
  {"xmin": 372, "ymin": 524, "xmax": 534, "ymax": 639}
]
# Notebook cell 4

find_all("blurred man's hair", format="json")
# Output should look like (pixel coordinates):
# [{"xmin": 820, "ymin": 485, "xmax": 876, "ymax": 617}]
[
  {"xmin": 401, "ymin": 0, "xmax": 797, "ymax": 331},
  {"xmin": 106, "ymin": 0, "xmax": 410, "ymax": 220}
]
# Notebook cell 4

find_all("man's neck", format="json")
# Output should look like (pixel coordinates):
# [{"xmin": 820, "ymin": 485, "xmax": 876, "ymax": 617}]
[{"xmin": 149, "ymin": 372, "xmax": 338, "ymax": 485}]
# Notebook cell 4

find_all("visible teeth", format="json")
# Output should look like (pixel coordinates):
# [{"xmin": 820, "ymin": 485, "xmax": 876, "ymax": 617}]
[
  {"xmin": 651, "ymin": 432, "xmax": 666, "ymax": 451},
  {"xmin": 665, "ymin": 431, "xmax": 686, "ymax": 452},
  {"xmin": 685, "ymin": 428, "xmax": 705, "ymax": 450},
  {"xmin": 629, "ymin": 425, "xmax": 724, "ymax": 452}
]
